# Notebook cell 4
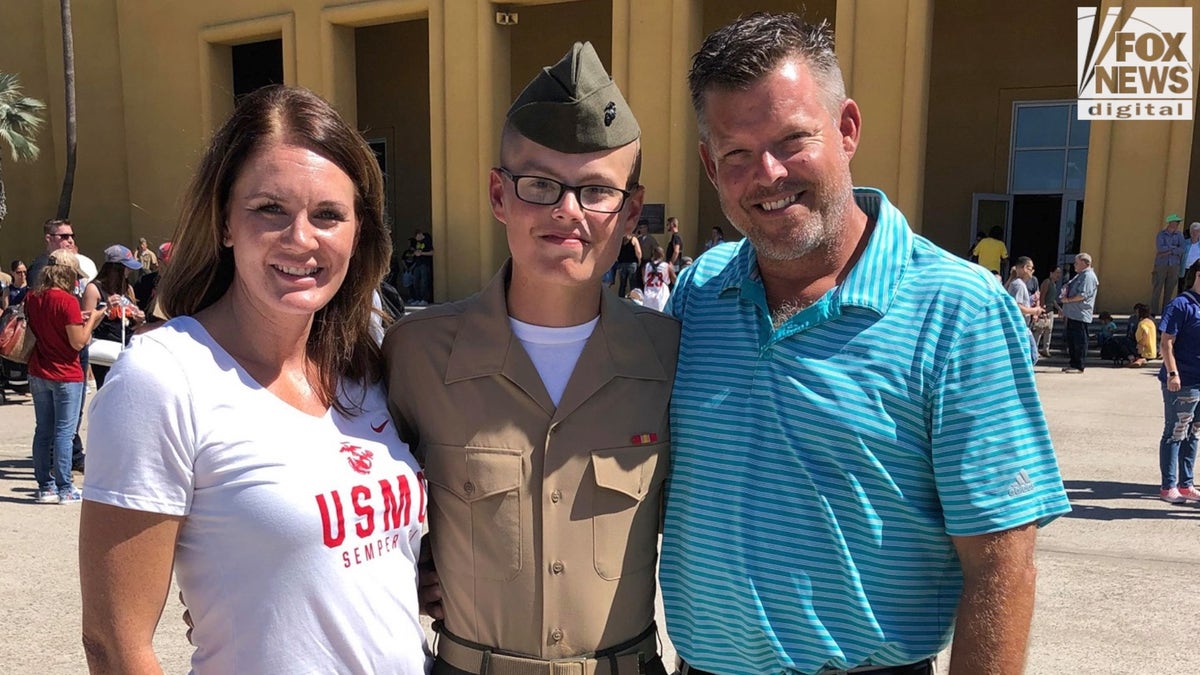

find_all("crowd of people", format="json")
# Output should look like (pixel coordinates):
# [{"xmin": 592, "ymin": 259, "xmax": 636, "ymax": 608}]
[
  {"xmin": 21, "ymin": 9, "xmax": 1200, "ymax": 674},
  {"xmin": 1, "ymin": 218, "xmax": 173, "ymax": 502}
]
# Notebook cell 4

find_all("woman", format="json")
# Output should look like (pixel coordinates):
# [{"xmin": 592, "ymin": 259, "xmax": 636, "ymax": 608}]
[
  {"xmin": 82, "ymin": 245, "xmax": 146, "ymax": 387},
  {"xmin": 640, "ymin": 244, "xmax": 675, "ymax": 311},
  {"xmin": 79, "ymin": 86, "xmax": 427, "ymax": 673},
  {"xmin": 26, "ymin": 249, "xmax": 105, "ymax": 503},
  {"xmin": 1156, "ymin": 277, "xmax": 1200, "ymax": 504},
  {"xmin": 1127, "ymin": 304, "xmax": 1158, "ymax": 367},
  {"xmin": 8, "ymin": 260, "xmax": 30, "ymax": 307}
]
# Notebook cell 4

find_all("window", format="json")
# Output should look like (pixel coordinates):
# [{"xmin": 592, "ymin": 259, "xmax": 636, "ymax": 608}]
[{"xmin": 1010, "ymin": 102, "xmax": 1089, "ymax": 194}]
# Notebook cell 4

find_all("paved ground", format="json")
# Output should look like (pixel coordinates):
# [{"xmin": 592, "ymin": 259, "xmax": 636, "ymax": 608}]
[{"xmin": 0, "ymin": 354, "xmax": 1195, "ymax": 673}]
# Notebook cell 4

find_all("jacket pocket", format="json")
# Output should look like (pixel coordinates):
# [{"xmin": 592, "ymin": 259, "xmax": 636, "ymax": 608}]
[
  {"xmin": 424, "ymin": 445, "xmax": 524, "ymax": 581},
  {"xmin": 591, "ymin": 443, "xmax": 667, "ymax": 580}
]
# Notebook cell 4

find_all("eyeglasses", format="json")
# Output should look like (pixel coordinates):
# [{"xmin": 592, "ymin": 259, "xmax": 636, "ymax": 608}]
[
  {"xmin": 51, "ymin": 232, "xmax": 75, "ymax": 240},
  {"xmin": 497, "ymin": 168, "xmax": 632, "ymax": 214}
]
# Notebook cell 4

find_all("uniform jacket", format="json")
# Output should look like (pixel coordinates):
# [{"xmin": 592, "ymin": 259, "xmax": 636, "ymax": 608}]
[{"xmin": 383, "ymin": 262, "xmax": 679, "ymax": 658}]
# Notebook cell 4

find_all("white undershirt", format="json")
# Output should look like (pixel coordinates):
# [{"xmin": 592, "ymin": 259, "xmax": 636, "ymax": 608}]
[{"xmin": 509, "ymin": 316, "xmax": 599, "ymax": 406}]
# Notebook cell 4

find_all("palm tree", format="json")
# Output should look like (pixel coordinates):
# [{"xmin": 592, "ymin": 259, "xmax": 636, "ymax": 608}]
[
  {"xmin": 56, "ymin": 0, "xmax": 77, "ymax": 219},
  {"xmin": 0, "ymin": 72, "xmax": 46, "ymax": 224}
]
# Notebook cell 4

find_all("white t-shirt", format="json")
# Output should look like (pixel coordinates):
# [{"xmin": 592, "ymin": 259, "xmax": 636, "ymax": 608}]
[
  {"xmin": 84, "ymin": 317, "xmax": 428, "ymax": 674},
  {"xmin": 509, "ymin": 316, "xmax": 598, "ymax": 406},
  {"xmin": 641, "ymin": 261, "xmax": 671, "ymax": 311}
]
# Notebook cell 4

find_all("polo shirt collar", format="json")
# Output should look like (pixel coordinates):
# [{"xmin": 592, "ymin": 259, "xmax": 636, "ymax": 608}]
[{"xmin": 717, "ymin": 187, "xmax": 912, "ymax": 317}]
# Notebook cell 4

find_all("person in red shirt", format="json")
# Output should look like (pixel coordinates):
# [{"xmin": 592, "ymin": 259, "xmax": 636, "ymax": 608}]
[{"xmin": 25, "ymin": 249, "xmax": 104, "ymax": 503}]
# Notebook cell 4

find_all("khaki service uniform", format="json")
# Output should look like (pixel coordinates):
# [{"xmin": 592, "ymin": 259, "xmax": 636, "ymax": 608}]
[{"xmin": 383, "ymin": 263, "xmax": 679, "ymax": 674}]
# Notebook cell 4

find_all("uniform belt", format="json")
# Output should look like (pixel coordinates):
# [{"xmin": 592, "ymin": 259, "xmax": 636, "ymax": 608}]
[{"xmin": 435, "ymin": 622, "xmax": 658, "ymax": 675}]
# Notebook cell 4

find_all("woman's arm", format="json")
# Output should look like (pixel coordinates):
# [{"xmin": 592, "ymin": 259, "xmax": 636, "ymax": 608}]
[
  {"xmin": 65, "ymin": 310, "xmax": 106, "ymax": 351},
  {"xmin": 82, "ymin": 282, "xmax": 102, "ymax": 313},
  {"xmin": 80, "ymin": 502, "xmax": 183, "ymax": 675}
]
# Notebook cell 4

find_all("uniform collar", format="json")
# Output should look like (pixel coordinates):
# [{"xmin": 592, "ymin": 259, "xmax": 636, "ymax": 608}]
[
  {"xmin": 717, "ymin": 188, "xmax": 911, "ymax": 317},
  {"xmin": 445, "ymin": 260, "xmax": 668, "ymax": 417}
]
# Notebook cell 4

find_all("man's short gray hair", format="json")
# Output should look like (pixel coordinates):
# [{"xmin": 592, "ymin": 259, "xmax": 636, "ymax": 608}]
[
  {"xmin": 688, "ymin": 12, "xmax": 845, "ymax": 138},
  {"xmin": 1075, "ymin": 252, "xmax": 1092, "ymax": 265}
]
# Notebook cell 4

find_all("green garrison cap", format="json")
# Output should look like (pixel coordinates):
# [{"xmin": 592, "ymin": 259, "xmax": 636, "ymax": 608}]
[{"xmin": 506, "ymin": 41, "xmax": 640, "ymax": 154}]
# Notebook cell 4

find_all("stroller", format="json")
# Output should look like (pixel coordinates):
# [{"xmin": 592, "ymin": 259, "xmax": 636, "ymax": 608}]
[{"xmin": 0, "ymin": 307, "xmax": 30, "ymax": 403}]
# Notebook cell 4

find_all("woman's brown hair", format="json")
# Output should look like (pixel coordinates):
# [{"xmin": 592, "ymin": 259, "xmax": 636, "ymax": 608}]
[
  {"xmin": 94, "ymin": 261, "xmax": 128, "ymax": 299},
  {"xmin": 158, "ymin": 85, "xmax": 391, "ymax": 414}
]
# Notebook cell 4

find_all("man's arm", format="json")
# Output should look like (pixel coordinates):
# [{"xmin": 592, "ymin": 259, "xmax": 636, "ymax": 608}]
[
  {"xmin": 947, "ymin": 523, "xmax": 1038, "ymax": 675},
  {"xmin": 1157, "ymin": 231, "xmax": 1172, "ymax": 256}
]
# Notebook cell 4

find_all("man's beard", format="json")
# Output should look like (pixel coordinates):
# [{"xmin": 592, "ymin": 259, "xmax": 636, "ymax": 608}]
[{"xmin": 721, "ymin": 162, "xmax": 854, "ymax": 263}]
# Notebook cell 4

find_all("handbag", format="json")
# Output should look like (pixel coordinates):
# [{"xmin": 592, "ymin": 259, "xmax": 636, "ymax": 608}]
[
  {"xmin": 88, "ymin": 303, "xmax": 130, "ymax": 368},
  {"xmin": 0, "ymin": 307, "xmax": 36, "ymax": 364}
]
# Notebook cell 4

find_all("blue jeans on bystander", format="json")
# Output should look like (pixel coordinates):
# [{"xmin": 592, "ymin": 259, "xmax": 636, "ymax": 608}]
[
  {"xmin": 1159, "ymin": 383, "xmax": 1200, "ymax": 490},
  {"xmin": 30, "ymin": 375, "xmax": 84, "ymax": 492}
]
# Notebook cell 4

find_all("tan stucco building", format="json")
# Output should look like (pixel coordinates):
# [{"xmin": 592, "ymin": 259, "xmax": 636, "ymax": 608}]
[{"xmin": 2, "ymin": 0, "xmax": 1198, "ymax": 310}]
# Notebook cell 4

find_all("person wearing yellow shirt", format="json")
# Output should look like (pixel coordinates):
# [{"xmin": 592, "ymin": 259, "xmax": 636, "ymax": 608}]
[
  {"xmin": 971, "ymin": 225, "xmax": 1008, "ymax": 274},
  {"xmin": 1129, "ymin": 304, "xmax": 1158, "ymax": 367}
]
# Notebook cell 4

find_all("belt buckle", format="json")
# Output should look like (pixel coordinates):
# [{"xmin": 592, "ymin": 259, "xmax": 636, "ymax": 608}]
[{"xmin": 548, "ymin": 658, "xmax": 587, "ymax": 675}]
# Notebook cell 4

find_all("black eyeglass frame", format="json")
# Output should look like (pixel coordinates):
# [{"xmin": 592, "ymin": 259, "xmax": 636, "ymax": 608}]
[
  {"xmin": 50, "ymin": 232, "xmax": 76, "ymax": 240},
  {"xmin": 496, "ymin": 167, "xmax": 634, "ymax": 214}
]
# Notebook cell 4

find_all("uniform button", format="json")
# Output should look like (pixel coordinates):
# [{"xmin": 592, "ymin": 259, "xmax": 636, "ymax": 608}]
[
  {"xmin": 550, "ymin": 490, "xmax": 562, "ymax": 503},
  {"xmin": 551, "ymin": 560, "xmax": 564, "ymax": 574},
  {"xmin": 551, "ymin": 628, "xmax": 563, "ymax": 642},
  {"xmin": 463, "ymin": 481, "xmax": 475, "ymax": 495}
]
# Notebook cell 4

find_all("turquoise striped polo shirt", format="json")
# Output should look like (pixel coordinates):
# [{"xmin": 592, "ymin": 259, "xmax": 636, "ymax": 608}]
[{"xmin": 660, "ymin": 189, "xmax": 1071, "ymax": 675}]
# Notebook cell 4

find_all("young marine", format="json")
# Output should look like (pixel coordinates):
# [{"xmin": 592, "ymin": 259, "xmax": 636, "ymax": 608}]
[{"xmin": 382, "ymin": 43, "xmax": 678, "ymax": 675}]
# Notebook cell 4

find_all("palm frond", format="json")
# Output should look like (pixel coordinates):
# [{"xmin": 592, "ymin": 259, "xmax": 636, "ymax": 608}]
[
  {"xmin": 0, "ymin": 127, "xmax": 39, "ymax": 161},
  {"xmin": 0, "ymin": 72, "xmax": 45, "ymax": 163}
]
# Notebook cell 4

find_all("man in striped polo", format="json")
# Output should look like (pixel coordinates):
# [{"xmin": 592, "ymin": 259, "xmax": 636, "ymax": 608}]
[{"xmin": 660, "ymin": 13, "xmax": 1071, "ymax": 675}]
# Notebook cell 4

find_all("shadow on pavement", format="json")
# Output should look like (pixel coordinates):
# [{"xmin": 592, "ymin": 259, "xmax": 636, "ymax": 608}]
[
  {"xmin": 1063, "ymin": 479, "xmax": 1200, "ymax": 521},
  {"xmin": 0, "ymin": 457, "xmax": 41, "ymax": 505}
]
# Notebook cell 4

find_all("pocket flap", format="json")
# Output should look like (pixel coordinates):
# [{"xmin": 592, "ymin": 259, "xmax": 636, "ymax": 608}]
[
  {"xmin": 424, "ymin": 445, "xmax": 523, "ymax": 502},
  {"xmin": 591, "ymin": 444, "xmax": 665, "ymax": 501}
]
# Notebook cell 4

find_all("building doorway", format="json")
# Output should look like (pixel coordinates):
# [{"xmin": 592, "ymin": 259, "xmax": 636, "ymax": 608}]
[
  {"xmin": 231, "ymin": 39, "xmax": 283, "ymax": 102},
  {"xmin": 1011, "ymin": 194, "xmax": 1062, "ymax": 276},
  {"xmin": 972, "ymin": 102, "xmax": 1089, "ymax": 278},
  {"xmin": 354, "ymin": 19, "xmax": 431, "ymax": 296}
]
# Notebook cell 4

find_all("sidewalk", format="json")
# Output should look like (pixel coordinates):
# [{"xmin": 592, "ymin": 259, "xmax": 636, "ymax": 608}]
[{"xmin": 0, "ymin": 356, "xmax": 1194, "ymax": 673}]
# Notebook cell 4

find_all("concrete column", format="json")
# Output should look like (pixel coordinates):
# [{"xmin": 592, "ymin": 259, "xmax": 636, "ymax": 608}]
[
  {"xmin": 438, "ymin": 0, "xmax": 511, "ymax": 298},
  {"xmin": 616, "ymin": 0, "xmax": 702, "ymax": 243},
  {"xmin": 836, "ymin": 0, "xmax": 933, "ymax": 231}
]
